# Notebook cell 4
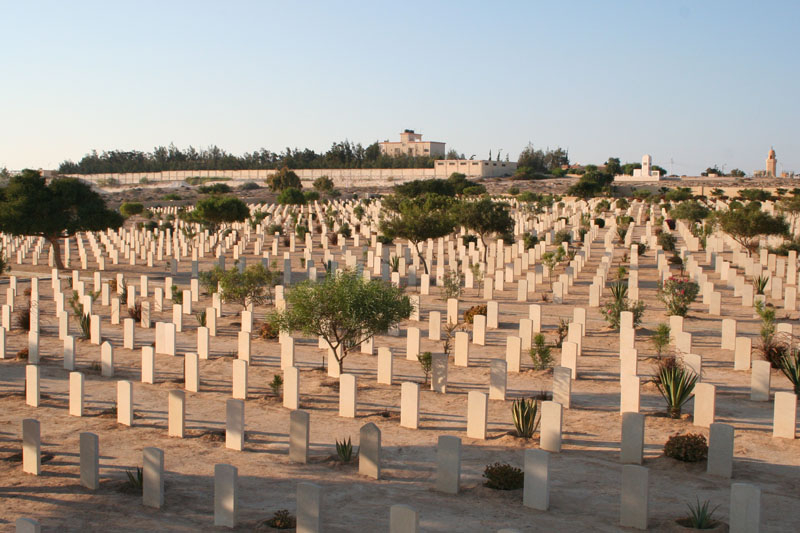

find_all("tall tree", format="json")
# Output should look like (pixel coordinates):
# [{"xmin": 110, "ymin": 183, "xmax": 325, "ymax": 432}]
[
  {"xmin": 0, "ymin": 170, "xmax": 123, "ymax": 269},
  {"xmin": 183, "ymin": 195, "xmax": 249, "ymax": 232},
  {"xmin": 456, "ymin": 198, "xmax": 514, "ymax": 260},
  {"xmin": 380, "ymin": 194, "xmax": 455, "ymax": 274},
  {"xmin": 714, "ymin": 202, "xmax": 788, "ymax": 256},
  {"xmin": 275, "ymin": 270, "xmax": 412, "ymax": 374}
]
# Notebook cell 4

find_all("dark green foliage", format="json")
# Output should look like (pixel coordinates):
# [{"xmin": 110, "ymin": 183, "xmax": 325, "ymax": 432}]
[
  {"xmin": 462, "ymin": 234, "xmax": 478, "ymax": 246},
  {"xmin": 418, "ymin": 351, "xmax": 432, "ymax": 384},
  {"xmin": 483, "ymin": 463, "xmax": 524, "ymax": 490},
  {"xmin": 266, "ymin": 167, "xmax": 302, "ymax": 191},
  {"xmin": 664, "ymin": 187, "xmax": 692, "ymax": 202},
  {"xmin": 0, "ymin": 170, "xmax": 124, "ymax": 269},
  {"xmin": 201, "ymin": 264, "xmax": 280, "ymax": 309},
  {"xmin": 658, "ymin": 232, "xmax": 677, "ymax": 252},
  {"xmin": 277, "ymin": 187, "xmax": 306, "ymax": 205},
  {"xmin": 779, "ymin": 349, "xmax": 800, "ymax": 394},
  {"xmin": 715, "ymin": 202, "xmax": 789, "ymax": 256},
  {"xmin": 335, "ymin": 437, "xmax": 355, "ymax": 463},
  {"xmin": 303, "ymin": 190, "xmax": 320, "ymax": 202},
  {"xmin": 269, "ymin": 374, "xmax": 283, "ymax": 396},
  {"xmin": 529, "ymin": 334, "xmax": 552, "ymax": 370},
  {"xmin": 664, "ymin": 433, "xmax": 708, "ymax": 462},
  {"xmin": 124, "ymin": 467, "xmax": 144, "ymax": 493},
  {"xmin": 516, "ymin": 143, "xmax": 569, "ymax": 175},
  {"xmin": 275, "ymin": 270, "xmax": 412, "ymax": 373},
  {"xmin": 738, "ymin": 188, "xmax": 771, "ymax": 202},
  {"xmin": 456, "ymin": 198, "xmax": 514, "ymax": 259},
  {"xmin": 680, "ymin": 498, "xmax": 720, "ymax": 530},
  {"xmin": 313, "ymin": 176, "xmax": 335, "ymax": 192},
  {"xmin": 186, "ymin": 195, "xmax": 249, "ymax": 231},
  {"xmin": 670, "ymin": 200, "xmax": 709, "ymax": 222},
  {"xmin": 14, "ymin": 307, "xmax": 31, "ymax": 331},
  {"xmin": 198, "ymin": 183, "xmax": 231, "ymax": 194},
  {"xmin": 594, "ymin": 217, "xmax": 605, "ymax": 228},
  {"xmin": 522, "ymin": 232, "xmax": 539, "ymax": 249},
  {"xmin": 119, "ymin": 202, "xmax": 144, "ymax": 217},
  {"xmin": 238, "ymin": 181, "xmax": 260, "ymax": 191},
  {"xmin": 264, "ymin": 509, "xmax": 296, "ymax": 529}
]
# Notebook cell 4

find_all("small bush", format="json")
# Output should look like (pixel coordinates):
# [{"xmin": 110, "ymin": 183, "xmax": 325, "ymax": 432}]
[
  {"xmin": 264, "ymin": 509, "xmax": 296, "ymax": 529},
  {"xmin": 259, "ymin": 321, "xmax": 279, "ymax": 340},
  {"xmin": 269, "ymin": 374, "xmax": 283, "ymax": 396},
  {"xmin": 16, "ymin": 348, "xmax": 29, "ymax": 360},
  {"xmin": 658, "ymin": 232, "xmax": 677, "ymax": 252},
  {"xmin": 14, "ymin": 307, "xmax": 31, "ymax": 331},
  {"xmin": 239, "ymin": 181, "xmax": 261, "ymax": 191},
  {"xmin": 529, "ymin": 334, "xmax": 552, "ymax": 370},
  {"xmin": 171, "ymin": 286, "xmax": 183, "ymax": 305},
  {"xmin": 594, "ymin": 217, "xmax": 605, "ymax": 228},
  {"xmin": 483, "ymin": 463, "xmax": 524, "ymax": 490},
  {"xmin": 128, "ymin": 303, "xmax": 142, "ymax": 323},
  {"xmin": 418, "ymin": 351, "xmax": 432, "ymax": 385},
  {"xmin": 464, "ymin": 304, "xmax": 487, "ymax": 325},
  {"xmin": 198, "ymin": 183, "xmax": 232, "ymax": 194},
  {"xmin": 664, "ymin": 433, "xmax": 708, "ymax": 462}
]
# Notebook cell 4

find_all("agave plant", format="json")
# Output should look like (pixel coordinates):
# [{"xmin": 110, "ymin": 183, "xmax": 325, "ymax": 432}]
[
  {"xmin": 780, "ymin": 349, "xmax": 800, "ymax": 394},
  {"xmin": 389, "ymin": 256, "xmax": 400, "ymax": 273},
  {"xmin": 125, "ymin": 466, "xmax": 144, "ymax": 493},
  {"xmin": 511, "ymin": 397, "xmax": 540, "ymax": 438},
  {"xmin": 753, "ymin": 274, "xmax": 770, "ymax": 295},
  {"xmin": 654, "ymin": 357, "xmax": 698, "ymax": 419},
  {"xmin": 79, "ymin": 313, "xmax": 92, "ymax": 340},
  {"xmin": 684, "ymin": 498, "xmax": 719, "ymax": 529},
  {"xmin": 335, "ymin": 437, "xmax": 355, "ymax": 463},
  {"xmin": 610, "ymin": 280, "xmax": 628, "ymax": 302}
]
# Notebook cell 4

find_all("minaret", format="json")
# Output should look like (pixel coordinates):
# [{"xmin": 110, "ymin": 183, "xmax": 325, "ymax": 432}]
[{"xmin": 766, "ymin": 148, "xmax": 777, "ymax": 177}]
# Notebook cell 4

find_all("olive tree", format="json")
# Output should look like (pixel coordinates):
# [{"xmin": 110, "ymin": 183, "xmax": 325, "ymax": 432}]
[
  {"xmin": 379, "ymin": 193, "xmax": 455, "ymax": 274},
  {"xmin": 0, "ymin": 170, "xmax": 124, "ymax": 269},
  {"xmin": 455, "ymin": 197, "xmax": 514, "ymax": 260},
  {"xmin": 715, "ymin": 202, "xmax": 788, "ymax": 256},
  {"xmin": 200, "ymin": 263, "xmax": 280, "ymax": 309},
  {"xmin": 275, "ymin": 270, "xmax": 413, "ymax": 374}
]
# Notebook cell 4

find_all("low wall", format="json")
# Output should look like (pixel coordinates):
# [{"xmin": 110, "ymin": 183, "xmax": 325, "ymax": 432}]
[{"xmin": 61, "ymin": 167, "xmax": 443, "ymax": 188}]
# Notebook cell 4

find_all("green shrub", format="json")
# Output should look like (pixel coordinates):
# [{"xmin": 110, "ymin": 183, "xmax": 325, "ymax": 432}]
[
  {"xmin": 658, "ymin": 232, "xmax": 677, "ymax": 252},
  {"xmin": 779, "ymin": 349, "xmax": 800, "ymax": 394},
  {"xmin": 277, "ymin": 187, "xmax": 306, "ymax": 205},
  {"xmin": 664, "ymin": 433, "xmax": 708, "ymax": 462},
  {"xmin": 418, "ymin": 351, "xmax": 432, "ymax": 384},
  {"xmin": 529, "ymin": 334, "xmax": 552, "ymax": 370},
  {"xmin": 658, "ymin": 276, "xmax": 700, "ymax": 317},
  {"xmin": 264, "ymin": 509, "xmax": 296, "ymax": 529},
  {"xmin": 594, "ymin": 217, "xmax": 605, "ymax": 228},
  {"xmin": 679, "ymin": 498, "xmax": 720, "ymax": 530},
  {"xmin": 508, "ymin": 186, "xmax": 520, "ymax": 195},
  {"xmin": 120, "ymin": 202, "xmax": 144, "ymax": 217},
  {"xmin": 483, "ymin": 463, "xmax": 524, "ymax": 490},
  {"xmin": 239, "ymin": 181, "xmax": 261, "ymax": 191},
  {"xmin": 198, "ymin": 183, "xmax": 232, "ymax": 194}
]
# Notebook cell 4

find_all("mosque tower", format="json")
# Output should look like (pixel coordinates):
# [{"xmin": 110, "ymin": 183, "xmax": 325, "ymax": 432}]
[{"xmin": 766, "ymin": 148, "xmax": 777, "ymax": 177}]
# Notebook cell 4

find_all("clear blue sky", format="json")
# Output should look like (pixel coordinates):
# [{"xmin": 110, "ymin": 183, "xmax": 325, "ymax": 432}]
[{"xmin": 1, "ymin": 0, "xmax": 797, "ymax": 175}]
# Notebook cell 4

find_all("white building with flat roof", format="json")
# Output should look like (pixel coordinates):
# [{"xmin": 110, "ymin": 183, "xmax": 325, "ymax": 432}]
[{"xmin": 379, "ymin": 129, "xmax": 446, "ymax": 158}]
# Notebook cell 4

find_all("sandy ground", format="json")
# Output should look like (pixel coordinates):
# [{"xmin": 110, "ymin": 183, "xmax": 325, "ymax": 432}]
[{"xmin": 0, "ymin": 218, "xmax": 798, "ymax": 532}]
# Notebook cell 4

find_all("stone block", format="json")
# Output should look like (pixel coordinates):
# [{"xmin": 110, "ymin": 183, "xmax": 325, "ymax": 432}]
[
  {"xmin": 454, "ymin": 331, "xmax": 470, "ymax": 367},
  {"xmin": 339, "ymin": 374, "xmax": 357, "ymax": 418},
  {"xmin": 431, "ymin": 353, "xmax": 448, "ymax": 393},
  {"xmin": 467, "ymin": 391, "xmax": 488, "ymax": 439},
  {"xmin": 523, "ymin": 448, "xmax": 549, "ymax": 511},
  {"xmin": 79, "ymin": 432, "xmax": 99, "ymax": 490},
  {"xmin": 184, "ymin": 352, "xmax": 199, "ymax": 392},
  {"xmin": 750, "ymin": 360, "xmax": 771, "ymax": 401},
  {"xmin": 621, "ymin": 412, "xmax": 644, "ymax": 464},
  {"xmin": 401, "ymin": 382, "xmax": 420, "ymax": 429},
  {"xmin": 117, "ymin": 380, "xmax": 133, "ymax": 426},
  {"xmin": 406, "ymin": 327, "xmax": 420, "ymax": 360},
  {"xmin": 389, "ymin": 504, "xmax": 419, "ymax": 533},
  {"xmin": 729, "ymin": 483, "xmax": 760, "ymax": 533},
  {"xmin": 168, "ymin": 390, "xmax": 185, "ymax": 438},
  {"xmin": 552, "ymin": 366, "xmax": 572, "ymax": 408},
  {"xmin": 289, "ymin": 410, "xmax": 310, "ymax": 463},
  {"xmin": 214, "ymin": 464, "xmax": 238, "ymax": 528},
  {"xmin": 435, "ymin": 435, "xmax": 461, "ymax": 494},
  {"xmin": 540, "ymin": 401, "xmax": 562, "ymax": 452},
  {"xmin": 489, "ymin": 360, "xmax": 507, "ymax": 400},
  {"xmin": 22, "ymin": 418, "xmax": 40, "ymax": 475},
  {"xmin": 358, "ymin": 422, "xmax": 381, "ymax": 479},
  {"xmin": 69, "ymin": 372, "xmax": 84, "ymax": 416},
  {"xmin": 707, "ymin": 423, "xmax": 734, "ymax": 478},
  {"xmin": 226, "ymin": 398, "xmax": 245, "ymax": 451},
  {"xmin": 143, "ymin": 447, "xmax": 164, "ymax": 509},
  {"xmin": 620, "ymin": 465, "xmax": 649, "ymax": 530},
  {"xmin": 505, "ymin": 336, "xmax": 521, "ymax": 372},
  {"xmin": 734, "ymin": 337, "xmax": 751, "ymax": 370},
  {"xmin": 693, "ymin": 383, "xmax": 716, "ymax": 428},
  {"xmin": 283, "ymin": 366, "xmax": 299, "ymax": 410},
  {"xmin": 377, "ymin": 347, "xmax": 393, "ymax": 385},
  {"xmin": 297, "ymin": 482, "xmax": 322, "ymax": 533},
  {"xmin": 773, "ymin": 391, "xmax": 797, "ymax": 439},
  {"xmin": 232, "ymin": 359, "xmax": 248, "ymax": 400},
  {"xmin": 141, "ymin": 346, "xmax": 155, "ymax": 384}
]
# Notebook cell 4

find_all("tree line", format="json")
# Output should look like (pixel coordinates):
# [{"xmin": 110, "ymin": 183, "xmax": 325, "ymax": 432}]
[{"xmin": 58, "ymin": 141, "xmax": 443, "ymax": 174}]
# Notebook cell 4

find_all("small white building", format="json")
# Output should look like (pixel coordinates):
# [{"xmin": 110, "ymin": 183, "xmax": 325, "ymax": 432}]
[{"xmin": 614, "ymin": 154, "xmax": 662, "ymax": 182}]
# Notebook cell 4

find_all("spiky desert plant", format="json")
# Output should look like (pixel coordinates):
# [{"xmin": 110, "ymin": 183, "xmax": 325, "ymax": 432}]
[
  {"xmin": 335, "ymin": 437, "xmax": 355, "ymax": 463},
  {"xmin": 78, "ymin": 312, "xmax": 92, "ymax": 340},
  {"xmin": 125, "ymin": 467, "xmax": 144, "ymax": 493},
  {"xmin": 753, "ymin": 274, "xmax": 770, "ymax": 295},
  {"xmin": 511, "ymin": 397, "xmax": 540, "ymax": 438},
  {"xmin": 654, "ymin": 357, "xmax": 698, "ymax": 418},
  {"xmin": 684, "ymin": 498, "xmax": 720, "ymax": 529},
  {"xmin": 780, "ymin": 349, "xmax": 800, "ymax": 394}
]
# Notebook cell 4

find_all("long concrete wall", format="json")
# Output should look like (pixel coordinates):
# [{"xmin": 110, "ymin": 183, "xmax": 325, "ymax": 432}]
[{"xmin": 61, "ymin": 167, "xmax": 441, "ymax": 188}]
